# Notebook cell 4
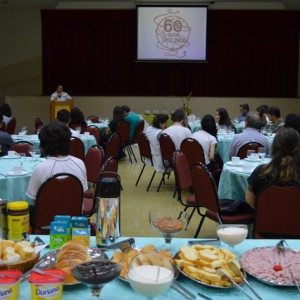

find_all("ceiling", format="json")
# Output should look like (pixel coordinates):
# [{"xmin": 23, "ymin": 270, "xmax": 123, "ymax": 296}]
[{"xmin": 0, "ymin": 0, "xmax": 300, "ymax": 10}]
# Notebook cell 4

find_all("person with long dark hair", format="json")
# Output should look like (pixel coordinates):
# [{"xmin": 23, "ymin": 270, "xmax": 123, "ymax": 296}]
[
  {"xmin": 69, "ymin": 107, "xmax": 87, "ymax": 133},
  {"xmin": 0, "ymin": 103, "xmax": 12, "ymax": 127},
  {"xmin": 216, "ymin": 107, "xmax": 234, "ymax": 129},
  {"xmin": 102, "ymin": 106, "xmax": 123, "ymax": 143},
  {"xmin": 246, "ymin": 127, "xmax": 300, "ymax": 208}
]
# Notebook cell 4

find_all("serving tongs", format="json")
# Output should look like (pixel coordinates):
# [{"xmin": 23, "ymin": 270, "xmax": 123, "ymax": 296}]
[
  {"xmin": 276, "ymin": 239, "xmax": 300, "ymax": 294},
  {"xmin": 99, "ymin": 238, "xmax": 136, "ymax": 253}
]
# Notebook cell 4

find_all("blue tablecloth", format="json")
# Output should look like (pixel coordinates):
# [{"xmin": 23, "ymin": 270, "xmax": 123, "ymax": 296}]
[
  {"xmin": 88, "ymin": 122, "xmax": 109, "ymax": 136},
  {"xmin": 12, "ymin": 134, "xmax": 96, "ymax": 155},
  {"xmin": 218, "ymin": 159, "xmax": 270, "ymax": 201},
  {"xmin": 16, "ymin": 236, "xmax": 300, "ymax": 299},
  {"xmin": 0, "ymin": 156, "xmax": 41, "ymax": 204}
]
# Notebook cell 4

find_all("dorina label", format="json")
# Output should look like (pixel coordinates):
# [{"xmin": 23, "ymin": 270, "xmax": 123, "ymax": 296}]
[
  {"xmin": 0, "ymin": 284, "xmax": 20, "ymax": 300},
  {"xmin": 31, "ymin": 284, "xmax": 63, "ymax": 300}
]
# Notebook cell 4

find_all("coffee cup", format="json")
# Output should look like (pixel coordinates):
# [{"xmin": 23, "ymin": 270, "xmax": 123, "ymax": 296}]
[
  {"xmin": 231, "ymin": 156, "xmax": 240, "ymax": 165},
  {"xmin": 84, "ymin": 132, "xmax": 90, "ymax": 137},
  {"xmin": 8, "ymin": 151, "xmax": 17, "ymax": 158}
]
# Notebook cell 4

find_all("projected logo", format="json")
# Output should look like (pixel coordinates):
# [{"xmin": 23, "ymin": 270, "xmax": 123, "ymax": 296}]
[{"xmin": 154, "ymin": 9, "xmax": 191, "ymax": 58}]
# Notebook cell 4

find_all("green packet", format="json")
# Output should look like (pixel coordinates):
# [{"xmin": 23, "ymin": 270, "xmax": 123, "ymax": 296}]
[{"xmin": 50, "ymin": 221, "xmax": 69, "ymax": 250}]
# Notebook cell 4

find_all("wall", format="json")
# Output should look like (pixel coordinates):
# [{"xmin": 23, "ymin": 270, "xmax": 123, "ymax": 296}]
[{"xmin": 6, "ymin": 95, "xmax": 300, "ymax": 133}]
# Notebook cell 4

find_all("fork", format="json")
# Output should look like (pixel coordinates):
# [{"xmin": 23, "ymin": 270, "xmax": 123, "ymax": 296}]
[{"xmin": 276, "ymin": 239, "xmax": 300, "ymax": 294}]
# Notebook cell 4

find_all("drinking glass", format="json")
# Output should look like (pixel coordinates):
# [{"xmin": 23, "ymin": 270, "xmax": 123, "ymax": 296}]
[
  {"xmin": 128, "ymin": 252, "xmax": 174, "ymax": 300},
  {"xmin": 75, "ymin": 127, "xmax": 81, "ymax": 135},
  {"xmin": 72, "ymin": 260, "xmax": 121, "ymax": 298},
  {"xmin": 246, "ymin": 150, "xmax": 255, "ymax": 159},
  {"xmin": 216, "ymin": 224, "xmax": 248, "ymax": 253},
  {"xmin": 258, "ymin": 147, "xmax": 266, "ymax": 159},
  {"xmin": 18, "ymin": 153, "xmax": 26, "ymax": 165},
  {"xmin": 149, "ymin": 209, "xmax": 188, "ymax": 254},
  {"xmin": 28, "ymin": 146, "xmax": 36, "ymax": 161}
]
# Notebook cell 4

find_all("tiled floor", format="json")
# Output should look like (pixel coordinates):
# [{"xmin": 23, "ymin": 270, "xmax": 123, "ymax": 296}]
[{"xmin": 92, "ymin": 144, "xmax": 218, "ymax": 239}]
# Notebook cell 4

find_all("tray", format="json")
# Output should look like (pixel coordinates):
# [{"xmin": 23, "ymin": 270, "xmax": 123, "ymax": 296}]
[
  {"xmin": 34, "ymin": 246, "xmax": 108, "ymax": 285},
  {"xmin": 240, "ymin": 246, "xmax": 300, "ymax": 287}
]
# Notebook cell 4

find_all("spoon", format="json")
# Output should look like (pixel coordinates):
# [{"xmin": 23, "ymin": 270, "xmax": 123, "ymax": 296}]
[
  {"xmin": 216, "ymin": 268, "xmax": 254, "ymax": 300},
  {"xmin": 31, "ymin": 268, "xmax": 65, "ymax": 280},
  {"xmin": 228, "ymin": 261, "xmax": 262, "ymax": 300}
]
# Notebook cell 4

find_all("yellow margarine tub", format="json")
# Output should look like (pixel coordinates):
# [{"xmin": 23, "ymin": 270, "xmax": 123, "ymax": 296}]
[
  {"xmin": 0, "ymin": 270, "xmax": 22, "ymax": 300},
  {"xmin": 28, "ymin": 270, "xmax": 65, "ymax": 300}
]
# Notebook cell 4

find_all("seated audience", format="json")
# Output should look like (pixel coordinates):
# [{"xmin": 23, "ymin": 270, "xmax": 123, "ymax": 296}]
[
  {"xmin": 255, "ymin": 104, "xmax": 269, "ymax": 128},
  {"xmin": 102, "ymin": 106, "xmax": 123, "ymax": 143},
  {"xmin": 26, "ymin": 122, "xmax": 88, "ymax": 204},
  {"xmin": 284, "ymin": 113, "xmax": 300, "ymax": 134},
  {"xmin": 215, "ymin": 107, "xmax": 235, "ymax": 132},
  {"xmin": 238, "ymin": 103, "xmax": 250, "ymax": 123},
  {"xmin": 229, "ymin": 113, "xmax": 269, "ymax": 158},
  {"xmin": 69, "ymin": 107, "xmax": 87, "ymax": 133},
  {"xmin": 0, "ymin": 103, "xmax": 12, "ymax": 127},
  {"xmin": 246, "ymin": 127, "xmax": 300, "ymax": 209},
  {"xmin": 0, "ymin": 113, "xmax": 13, "ymax": 156},
  {"xmin": 162, "ymin": 108, "xmax": 192, "ymax": 150},
  {"xmin": 121, "ymin": 105, "xmax": 140, "ymax": 141},
  {"xmin": 266, "ymin": 106, "xmax": 284, "ymax": 133},
  {"xmin": 57, "ymin": 109, "xmax": 80, "ymax": 138},
  {"xmin": 193, "ymin": 114, "xmax": 218, "ymax": 170},
  {"xmin": 145, "ymin": 114, "xmax": 169, "ymax": 173}
]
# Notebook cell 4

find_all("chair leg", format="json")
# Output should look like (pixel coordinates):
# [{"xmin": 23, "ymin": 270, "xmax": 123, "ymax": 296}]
[
  {"xmin": 157, "ymin": 169, "xmax": 167, "ymax": 192},
  {"xmin": 173, "ymin": 187, "xmax": 177, "ymax": 199},
  {"xmin": 147, "ymin": 170, "xmax": 156, "ymax": 192},
  {"xmin": 126, "ymin": 146, "xmax": 133, "ymax": 164},
  {"xmin": 129, "ymin": 145, "xmax": 137, "ymax": 163},
  {"xmin": 135, "ymin": 164, "xmax": 146, "ymax": 186},
  {"xmin": 185, "ymin": 207, "xmax": 196, "ymax": 228},
  {"xmin": 194, "ymin": 215, "xmax": 206, "ymax": 238}
]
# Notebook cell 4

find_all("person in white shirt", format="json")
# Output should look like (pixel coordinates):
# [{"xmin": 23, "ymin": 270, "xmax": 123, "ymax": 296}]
[
  {"xmin": 26, "ymin": 122, "xmax": 88, "ymax": 204},
  {"xmin": 144, "ymin": 114, "xmax": 169, "ymax": 173},
  {"xmin": 56, "ymin": 109, "xmax": 80, "ymax": 138},
  {"xmin": 50, "ymin": 84, "xmax": 72, "ymax": 101},
  {"xmin": 162, "ymin": 108, "xmax": 192, "ymax": 150}
]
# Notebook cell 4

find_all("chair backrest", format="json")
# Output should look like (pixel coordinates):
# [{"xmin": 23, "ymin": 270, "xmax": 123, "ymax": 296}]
[
  {"xmin": 85, "ymin": 126, "xmax": 101, "ymax": 145},
  {"xmin": 173, "ymin": 150, "xmax": 192, "ymax": 192},
  {"xmin": 70, "ymin": 137, "xmax": 85, "ymax": 161},
  {"xmin": 10, "ymin": 141, "xmax": 34, "ymax": 157},
  {"xmin": 133, "ymin": 120, "xmax": 145, "ymax": 142},
  {"xmin": 33, "ymin": 173, "xmax": 83, "ymax": 232},
  {"xmin": 191, "ymin": 162, "xmax": 220, "ymax": 214},
  {"xmin": 6, "ymin": 117, "xmax": 16, "ymax": 134},
  {"xmin": 101, "ymin": 156, "xmax": 119, "ymax": 178},
  {"xmin": 180, "ymin": 138, "xmax": 205, "ymax": 168},
  {"xmin": 137, "ymin": 131, "xmax": 153, "ymax": 164},
  {"xmin": 84, "ymin": 145, "xmax": 104, "ymax": 184},
  {"xmin": 86, "ymin": 115, "xmax": 100, "ymax": 123},
  {"xmin": 116, "ymin": 122, "xmax": 130, "ymax": 144},
  {"xmin": 159, "ymin": 133, "xmax": 176, "ymax": 167},
  {"xmin": 105, "ymin": 133, "xmax": 121, "ymax": 160},
  {"xmin": 237, "ymin": 142, "xmax": 264, "ymax": 159},
  {"xmin": 34, "ymin": 117, "xmax": 44, "ymax": 134},
  {"xmin": 254, "ymin": 181, "xmax": 300, "ymax": 239}
]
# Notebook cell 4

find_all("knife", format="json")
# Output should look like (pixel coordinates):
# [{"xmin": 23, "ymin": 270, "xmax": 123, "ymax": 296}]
[
  {"xmin": 188, "ymin": 239, "xmax": 220, "ymax": 246},
  {"xmin": 197, "ymin": 292, "xmax": 213, "ymax": 300}
]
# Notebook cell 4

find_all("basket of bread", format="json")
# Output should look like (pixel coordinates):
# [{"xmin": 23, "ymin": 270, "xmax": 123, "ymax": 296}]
[
  {"xmin": 0, "ymin": 240, "xmax": 39, "ymax": 273},
  {"xmin": 175, "ymin": 244, "xmax": 244, "ymax": 288},
  {"xmin": 112, "ymin": 244, "xmax": 174, "ymax": 280}
]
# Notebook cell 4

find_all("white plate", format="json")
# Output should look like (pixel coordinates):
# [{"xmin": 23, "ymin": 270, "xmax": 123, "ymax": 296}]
[
  {"xmin": 7, "ymin": 171, "xmax": 29, "ymax": 176},
  {"xmin": 227, "ymin": 162, "xmax": 243, "ymax": 167},
  {"xmin": 244, "ymin": 158, "xmax": 262, "ymax": 162},
  {"xmin": 2, "ymin": 156, "xmax": 19, "ymax": 159}
]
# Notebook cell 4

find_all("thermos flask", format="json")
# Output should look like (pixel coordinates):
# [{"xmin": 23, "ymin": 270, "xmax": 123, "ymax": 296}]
[{"xmin": 96, "ymin": 173, "xmax": 121, "ymax": 247}]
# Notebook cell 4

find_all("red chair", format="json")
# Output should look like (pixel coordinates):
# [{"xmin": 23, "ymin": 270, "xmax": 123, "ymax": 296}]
[
  {"xmin": 10, "ymin": 141, "xmax": 34, "ymax": 157},
  {"xmin": 0, "ymin": 122, "xmax": 6, "ymax": 132},
  {"xmin": 85, "ymin": 126, "xmax": 101, "ymax": 145},
  {"xmin": 135, "ymin": 131, "xmax": 156, "ymax": 191},
  {"xmin": 237, "ymin": 142, "xmax": 264, "ymax": 159},
  {"xmin": 105, "ymin": 133, "xmax": 121, "ymax": 160},
  {"xmin": 116, "ymin": 122, "xmax": 136, "ymax": 163},
  {"xmin": 191, "ymin": 162, "xmax": 254, "ymax": 238},
  {"xmin": 133, "ymin": 119, "xmax": 145, "ymax": 143},
  {"xmin": 70, "ymin": 137, "xmax": 85, "ymax": 161},
  {"xmin": 32, "ymin": 173, "xmax": 83, "ymax": 234},
  {"xmin": 157, "ymin": 133, "xmax": 176, "ymax": 192},
  {"xmin": 173, "ymin": 150, "xmax": 197, "ymax": 225},
  {"xmin": 254, "ymin": 181, "xmax": 300, "ymax": 239},
  {"xmin": 180, "ymin": 138, "xmax": 205, "ymax": 168},
  {"xmin": 86, "ymin": 115, "xmax": 100, "ymax": 123},
  {"xmin": 6, "ymin": 117, "xmax": 16, "ymax": 134}
]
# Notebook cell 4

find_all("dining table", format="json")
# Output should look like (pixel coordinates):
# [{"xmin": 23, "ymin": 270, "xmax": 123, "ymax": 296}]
[
  {"xmin": 12, "ymin": 134, "xmax": 96, "ymax": 156},
  {"xmin": 16, "ymin": 235, "xmax": 300, "ymax": 299},
  {"xmin": 0, "ymin": 156, "xmax": 40, "ymax": 204},
  {"xmin": 218, "ymin": 158, "xmax": 271, "ymax": 201},
  {"xmin": 87, "ymin": 122, "xmax": 109, "ymax": 136}
]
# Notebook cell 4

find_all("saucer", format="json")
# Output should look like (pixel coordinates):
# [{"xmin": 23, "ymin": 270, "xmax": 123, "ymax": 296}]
[
  {"xmin": 227, "ymin": 161, "xmax": 243, "ymax": 167},
  {"xmin": 2, "ymin": 156, "xmax": 19, "ymax": 159},
  {"xmin": 7, "ymin": 171, "xmax": 29, "ymax": 176}
]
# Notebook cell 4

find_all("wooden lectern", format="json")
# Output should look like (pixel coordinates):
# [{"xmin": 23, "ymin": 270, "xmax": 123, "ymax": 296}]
[{"xmin": 50, "ymin": 100, "xmax": 74, "ymax": 120}]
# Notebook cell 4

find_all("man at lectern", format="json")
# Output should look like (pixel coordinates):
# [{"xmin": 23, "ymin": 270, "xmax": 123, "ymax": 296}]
[{"xmin": 50, "ymin": 84, "xmax": 72, "ymax": 101}]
